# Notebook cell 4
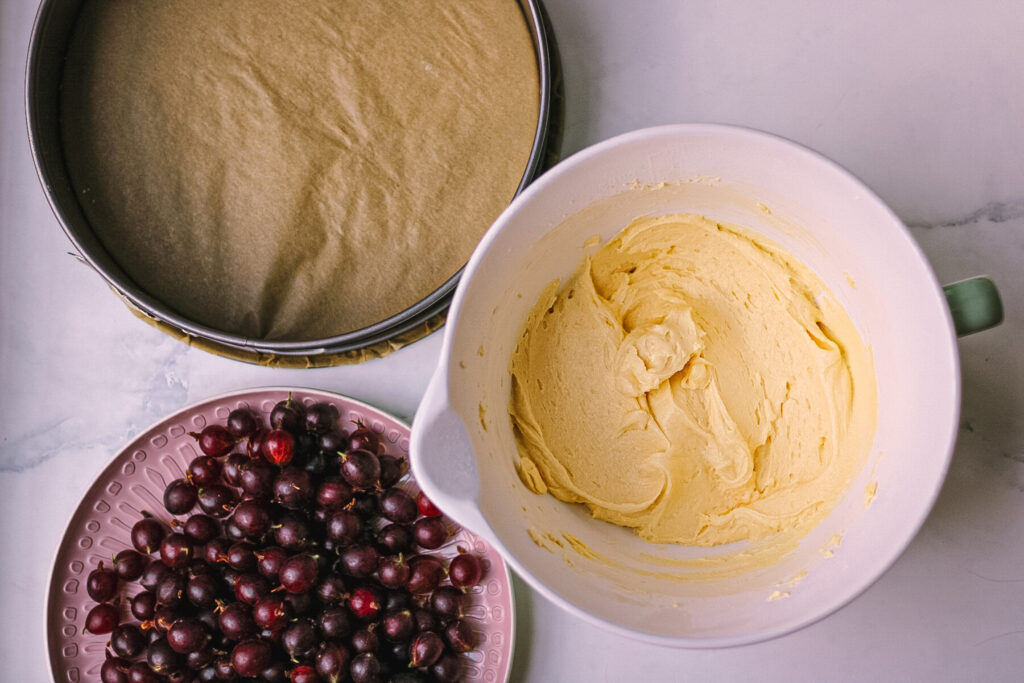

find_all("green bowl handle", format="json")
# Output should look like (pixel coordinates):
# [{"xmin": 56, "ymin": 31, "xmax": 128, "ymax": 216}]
[{"xmin": 943, "ymin": 277, "xmax": 1003, "ymax": 337}]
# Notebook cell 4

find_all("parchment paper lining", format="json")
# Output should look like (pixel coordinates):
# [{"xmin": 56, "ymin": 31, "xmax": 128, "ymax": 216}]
[{"xmin": 61, "ymin": 0, "xmax": 540, "ymax": 342}]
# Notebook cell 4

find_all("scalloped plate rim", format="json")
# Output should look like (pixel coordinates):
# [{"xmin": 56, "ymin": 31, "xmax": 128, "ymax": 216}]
[{"xmin": 46, "ymin": 386, "xmax": 515, "ymax": 682}]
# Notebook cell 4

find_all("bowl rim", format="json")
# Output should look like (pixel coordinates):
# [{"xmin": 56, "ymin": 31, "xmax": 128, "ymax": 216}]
[{"xmin": 439, "ymin": 122, "xmax": 961, "ymax": 648}]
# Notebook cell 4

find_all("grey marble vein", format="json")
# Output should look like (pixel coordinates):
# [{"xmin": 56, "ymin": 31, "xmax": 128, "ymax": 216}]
[
  {"xmin": 907, "ymin": 200, "xmax": 1024, "ymax": 229},
  {"xmin": 0, "ymin": 334, "xmax": 191, "ymax": 472},
  {"xmin": 0, "ymin": 417, "xmax": 77, "ymax": 472}
]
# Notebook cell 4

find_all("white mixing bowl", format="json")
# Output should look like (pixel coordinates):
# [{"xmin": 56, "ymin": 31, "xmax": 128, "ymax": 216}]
[{"xmin": 409, "ymin": 124, "xmax": 997, "ymax": 647}]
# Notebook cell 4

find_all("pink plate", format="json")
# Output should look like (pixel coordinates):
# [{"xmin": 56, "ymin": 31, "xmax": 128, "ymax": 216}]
[{"xmin": 47, "ymin": 387, "xmax": 515, "ymax": 682}]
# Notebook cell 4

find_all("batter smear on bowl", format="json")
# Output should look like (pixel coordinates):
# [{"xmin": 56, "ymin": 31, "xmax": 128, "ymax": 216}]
[{"xmin": 509, "ymin": 214, "xmax": 877, "ymax": 546}]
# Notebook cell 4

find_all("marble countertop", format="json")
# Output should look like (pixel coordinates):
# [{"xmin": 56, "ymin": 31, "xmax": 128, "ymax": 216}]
[{"xmin": 2, "ymin": 0, "xmax": 1021, "ymax": 680}]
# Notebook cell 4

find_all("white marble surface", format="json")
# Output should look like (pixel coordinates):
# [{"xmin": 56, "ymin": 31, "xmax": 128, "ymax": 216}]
[{"xmin": 2, "ymin": 0, "xmax": 1022, "ymax": 680}]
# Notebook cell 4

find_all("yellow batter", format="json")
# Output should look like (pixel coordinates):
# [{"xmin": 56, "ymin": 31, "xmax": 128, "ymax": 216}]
[{"xmin": 509, "ymin": 214, "xmax": 876, "ymax": 546}]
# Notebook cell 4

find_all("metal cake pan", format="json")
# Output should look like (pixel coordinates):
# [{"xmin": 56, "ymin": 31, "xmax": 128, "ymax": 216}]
[{"xmin": 26, "ymin": 0, "xmax": 554, "ymax": 359}]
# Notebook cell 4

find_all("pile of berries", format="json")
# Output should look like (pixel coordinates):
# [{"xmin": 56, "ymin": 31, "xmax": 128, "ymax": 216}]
[{"xmin": 84, "ymin": 395, "xmax": 485, "ymax": 683}]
